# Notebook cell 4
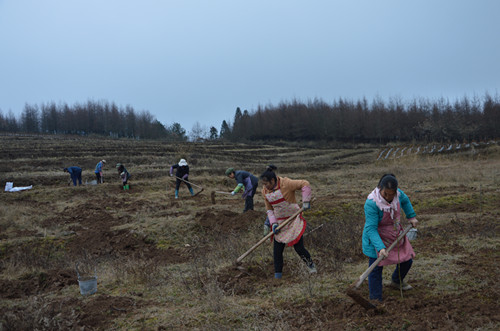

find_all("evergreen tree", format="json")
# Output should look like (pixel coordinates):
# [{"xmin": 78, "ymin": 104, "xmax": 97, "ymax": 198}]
[
  {"xmin": 169, "ymin": 122, "xmax": 187, "ymax": 141},
  {"xmin": 220, "ymin": 120, "xmax": 231, "ymax": 139},
  {"xmin": 209, "ymin": 126, "xmax": 218, "ymax": 140}
]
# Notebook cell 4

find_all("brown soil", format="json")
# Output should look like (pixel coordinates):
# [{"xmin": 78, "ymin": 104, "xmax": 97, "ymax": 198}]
[
  {"xmin": 1, "ymin": 295, "xmax": 143, "ymax": 330},
  {"xmin": 211, "ymin": 208, "xmax": 500, "ymax": 330},
  {"xmin": 0, "ymin": 269, "xmax": 77, "ymax": 299},
  {"xmin": 1, "ymin": 136, "xmax": 499, "ymax": 330},
  {"xmin": 196, "ymin": 209, "xmax": 264, "ymax": 233}
]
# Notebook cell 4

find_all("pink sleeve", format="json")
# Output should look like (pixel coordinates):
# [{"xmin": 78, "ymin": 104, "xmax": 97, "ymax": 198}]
[
  {"xmin": 301, "ymin": 185, "xmax": 312, "ymax": 202},
  {"xmin": 266, "ymin": 210, "xmax": 277, "ymax": 225}
]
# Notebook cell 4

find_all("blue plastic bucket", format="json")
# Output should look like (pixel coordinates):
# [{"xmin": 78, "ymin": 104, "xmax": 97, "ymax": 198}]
[{"xmin": 78, "ymin": 276, "xmax": 97, "ymax": 296}]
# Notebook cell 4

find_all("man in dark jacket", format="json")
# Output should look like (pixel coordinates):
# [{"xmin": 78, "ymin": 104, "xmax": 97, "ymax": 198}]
[
  {"xmin": 170, "ymin": 159, "xmax": 194, "ymax": 199},
  {"xmin": 64, "ymin": 166, "xmax": 82, "ymax": 186},
  {"xmin": 225, "ymin": 167, "xmax": 259, "ymax": 212}
]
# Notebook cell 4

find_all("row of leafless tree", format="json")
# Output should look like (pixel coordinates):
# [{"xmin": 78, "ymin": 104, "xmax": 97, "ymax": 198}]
[
  {"xmin": 225, "ymin": 93, "xmax": 500, "ymax": 143},
  {"xmin": 2, "ymin": 94, "xmax": 499, "ymax": 143},
  {"xmin": 0, "ymin": 101, "xmax": 188, "ymax": 140}
]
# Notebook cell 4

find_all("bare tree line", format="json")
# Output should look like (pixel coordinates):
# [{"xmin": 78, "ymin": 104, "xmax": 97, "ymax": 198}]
[
  {"xmin": 0, "ymin": 100, "xmax": 187, "ymax": 141},
  {"xmin": 1, "ymin": 94, "xmax": 499, "ymax": 143},
  {"xmin": 225, "ymin": 93, "xmax": 500, "ymax": 143}
]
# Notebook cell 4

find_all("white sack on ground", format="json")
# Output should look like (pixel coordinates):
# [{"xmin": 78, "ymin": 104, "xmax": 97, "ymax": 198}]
[{"xmin": 4, "ymin": 182, "xmax": 33, "ymax": 192}]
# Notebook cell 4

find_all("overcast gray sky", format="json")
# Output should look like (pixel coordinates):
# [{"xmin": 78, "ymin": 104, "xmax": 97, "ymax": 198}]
[{"xmin": 1, "ymin": 0, "xmax": 499, "ymax": 133}]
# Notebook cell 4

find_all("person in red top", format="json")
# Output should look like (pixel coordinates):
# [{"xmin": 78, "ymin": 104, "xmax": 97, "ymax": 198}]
[{"xmin": 260, "ymin": 165, "xmax": 316, "ymax": 279}]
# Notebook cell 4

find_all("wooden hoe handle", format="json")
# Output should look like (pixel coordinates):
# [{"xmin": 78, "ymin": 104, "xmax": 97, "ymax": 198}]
[
  {"xmin": 351, "ymin": 224, "xmax": 414, "ymax": 289},
  {"xmin": 236, "ymin": 207, "xmax": 304, "ymax": 264},
  {"xmin": 175, "ymin": 176, "xmax": 203, "ymax": 189}
]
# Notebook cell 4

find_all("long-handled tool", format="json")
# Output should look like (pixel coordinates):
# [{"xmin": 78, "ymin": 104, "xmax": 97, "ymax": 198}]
[
  {"xmin": 174, "ymin": 176, "xmax": 204, "ymax": 196},
  {"xmin": 210, "ymin": 190, "xmax": 233, "ymax": 204},
  {"xmin": 236, "ymin": 207, "xmax": 304, "ymax": 264},
  {"xmin": 346, "ymin": 224, "xmax": 414, "ymax": 309}
]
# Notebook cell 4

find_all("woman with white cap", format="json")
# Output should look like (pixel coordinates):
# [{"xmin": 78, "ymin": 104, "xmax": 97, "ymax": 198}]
[
  {"xmin": 94, "ymin": 159, "xmax": 106, "ymax": 184},
  {"xmin": 170, "ymin": 159, "xmax": 194, "ymax": 199}
]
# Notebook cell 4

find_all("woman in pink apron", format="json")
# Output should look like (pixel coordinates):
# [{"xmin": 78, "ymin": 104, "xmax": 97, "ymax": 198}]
[
  {"xmin": 362, "ymin": 174, "xmax": 419, "ymax": 302},
  {"xmin": 260, "ymin": 165, "xmax": 316, "ymax": 279}
]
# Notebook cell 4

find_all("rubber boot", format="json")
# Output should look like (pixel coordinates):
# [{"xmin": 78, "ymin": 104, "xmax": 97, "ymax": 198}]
[
  {"xmin": 175, "ymin": 189, "xmax": 179, "ymax": 199},
  {"xmin": 123, "ymin": 185, "xmax": 127, "ymax": 191},
  {"xmin": 125, "ymin": 184, "xmax": 129, "ymax": 190},
  {"xmin": 189, "ymin": 187, "xmax": 194, "ymax": 196}
]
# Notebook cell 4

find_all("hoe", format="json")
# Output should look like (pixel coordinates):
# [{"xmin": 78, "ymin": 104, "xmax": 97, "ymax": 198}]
[
  {"xmin": 235, "ymin": 207, "xmax": 305, "ymax": 264},
  {"xmin": 210, "ymin": 190, "xmax": 233, "ymax": 204},
  {"xmin": 174, "ymin": 176, "xmax": 204, "ymax": 196},
  {"xmin": 346, "ymin": 224, "xmax": 413, "ymax": 309}
]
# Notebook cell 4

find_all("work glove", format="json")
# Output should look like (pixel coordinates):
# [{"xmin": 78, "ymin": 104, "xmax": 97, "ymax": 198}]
[
  {"xmin": 170, "ymin": 173, "xmax": 173, "ymax": 177},
  {"xmin": 231, "ymin": 191, "xmax": 236, "ymax": 196},
  {"xmin": 263, "ymin": 224, "xmax": 270, "ymax": 236},
  {"xmin": 272, "ymin": 223, "xmax": 280, "ymax": 235},
  {"xmin": 302, "ymin": 202, "xmax": 311, "ymax": 210}
]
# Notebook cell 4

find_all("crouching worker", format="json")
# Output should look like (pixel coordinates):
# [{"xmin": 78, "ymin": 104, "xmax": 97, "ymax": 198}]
[
  {"xmin": 170, "ymin": 158, "xmax": 194, "ymax": 199},
  {"xmin": 260, "ymin": 165, "xmax": 316, "ymax": 279},
  {"xmin": 363, "ymin": 173, "xmax": 419, "ymax": 303},
  {"xmin": 225, "ymin": 167, "xmax": 259, "ymax": 212},
  {"xmin": 116, "ymin": 163, "xmax": 131, "ymax": 190},
  {"xmin": 64, "ymin": 166, "xmax": 82, "ymax": 186}
]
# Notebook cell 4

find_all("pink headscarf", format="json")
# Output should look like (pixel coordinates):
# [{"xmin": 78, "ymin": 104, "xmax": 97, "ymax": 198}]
[{"xmin": 367, "ymin": 187, "xmax": 400, "ymax": 219}]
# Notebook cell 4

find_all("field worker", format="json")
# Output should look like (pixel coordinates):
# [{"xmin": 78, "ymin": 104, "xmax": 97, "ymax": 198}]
[
  {"xmin": 94, "ymin": 159, "xmax": 106, "ymax": 184},
  {"xmin": 363, "ymin": 173, "xmax": 418, "ymax": 303},
  {"xmin": 262, "ymin": 164, "xmax": 277, "ymax": 234},
  {"xmin": 116, "ymin": 163, "xmax": 131, "ymax": 190},
  {"xmin": 225, "ymin": 167, "xmax": 259, "ymax": 212},
  {"xmin": 170, "ymin": 158, "xmax": 194, "ymax": 199},
  {"xmin": 64, "ymin": 166, "xmax": 82, "ymax": 186},
  {"xmin": 260, "ymin": 165, "xmax": 316, "ymax": 279}
]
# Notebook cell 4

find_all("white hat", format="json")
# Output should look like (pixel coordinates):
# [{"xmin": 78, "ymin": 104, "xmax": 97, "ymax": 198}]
[{"xmin": 178, "ymin": 159, "xmax": 188, "ymax": 166}]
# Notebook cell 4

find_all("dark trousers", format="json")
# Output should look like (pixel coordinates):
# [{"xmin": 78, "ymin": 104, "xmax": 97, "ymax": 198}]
[
  {"xmin": 244, "ymin": 186, "xmax": 258, "ymax": 212},
  {"xmin": 273, "ymin": 236, "xmax": 313, "ymax": 273},
  {"xmin": 95, "ymin": 172, "xmax": 102, "ymax": 183},
  {"xmin": 368, "ymin": 257, "xmax": 413, "ymax": 301},
  {"xmin": 71, "ymin": 173, "xmax": 82, "ymax": 186},
  {"xmin": 175, "ymin": 178, "xmax": 192, "ymax": 191}
]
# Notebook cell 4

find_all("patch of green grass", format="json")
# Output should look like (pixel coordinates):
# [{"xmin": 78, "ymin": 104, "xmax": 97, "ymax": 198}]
[
  {"xmin": 307, "ymin": 202, "xmax": 363, "ymax": 219},
  {"xmin": 415, "ymin": 194, "xmax": 477, "ymax": 211}
]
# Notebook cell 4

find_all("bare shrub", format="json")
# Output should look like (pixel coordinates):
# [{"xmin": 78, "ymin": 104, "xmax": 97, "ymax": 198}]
[
  {"xmin": 305, "ymin": 210, "xmax": 364, "ymax": 276},
  {"xmin": 1, "ymin": 238, "xmax": 69, "ymax": 274},
  {"xmin": 1, "ymin": 296, "xmax": 79, "ymax": 330}
]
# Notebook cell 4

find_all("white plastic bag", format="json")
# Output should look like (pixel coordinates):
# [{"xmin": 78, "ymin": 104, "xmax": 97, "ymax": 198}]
[{"xmin": 4, "ymin": 182, "xmax": 13, "ymax": 192}]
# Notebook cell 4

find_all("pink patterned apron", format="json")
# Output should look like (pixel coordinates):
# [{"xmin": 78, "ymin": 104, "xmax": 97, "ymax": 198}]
[
  {"xmin": 378, "ymin": 200, "xmax": 415, "ymax": 266},
  {"xmin": 265, "ymin": 188, "xmax": 306, "ymax": 246}
]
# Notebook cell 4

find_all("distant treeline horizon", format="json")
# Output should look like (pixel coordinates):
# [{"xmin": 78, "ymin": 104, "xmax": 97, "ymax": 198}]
[
  {"xmin": 0, "ymin": 101, "xmax": 188, "ymax": 141},
  {"xmin": 1, "ymin": 93, "xmax": 499, "ymax": 143},
  {"xmin": 228, "ymin": 93, "xmax": 499, "ymax": 143}
]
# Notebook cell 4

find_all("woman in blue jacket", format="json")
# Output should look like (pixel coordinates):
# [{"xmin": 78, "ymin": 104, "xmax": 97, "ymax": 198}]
[
  {"xmin": 94, "ymin": 160, "xmax": 106, "ymax": 184},
  {"xmin": 64, "ymin": 166, "xmax": 82, "ymax": 186},
  {"xmin": 225, "ymin": 167, "xmax": 259, "ymax": 212},
  {"xmin": 362, "ymin": 174, "xmax": 419, "ymax": 302}
]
